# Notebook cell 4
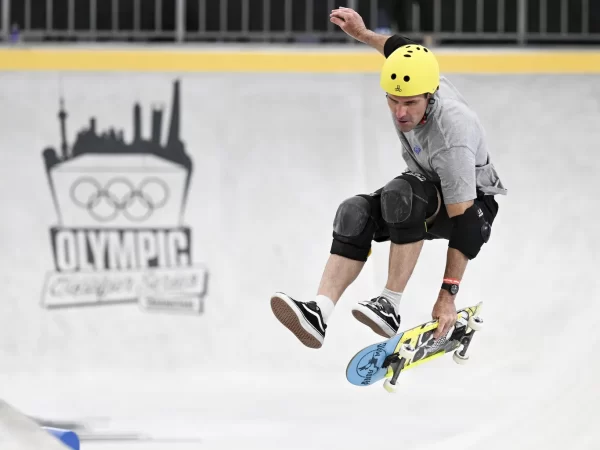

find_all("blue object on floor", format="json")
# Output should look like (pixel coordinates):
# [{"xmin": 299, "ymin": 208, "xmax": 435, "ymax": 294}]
[{"xmin": 43, "ymin": 427, "xmax": 80, "ymax": 450}]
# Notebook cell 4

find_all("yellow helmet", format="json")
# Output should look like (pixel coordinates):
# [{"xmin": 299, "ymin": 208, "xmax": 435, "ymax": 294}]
[{"xmin": 380, "ymin": 44, "xmax": 440, "ymax": 97}]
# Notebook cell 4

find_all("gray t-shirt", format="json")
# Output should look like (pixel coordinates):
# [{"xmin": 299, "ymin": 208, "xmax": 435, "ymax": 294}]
[{"xmin": 393, "ymin": 76, "xmax": 507, "ymax": 205}]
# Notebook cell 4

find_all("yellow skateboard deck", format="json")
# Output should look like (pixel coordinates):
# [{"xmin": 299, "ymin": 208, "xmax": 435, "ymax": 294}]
[{"xmin": 346, "ymin": 302, "xmax": 483, "ymax": 391}]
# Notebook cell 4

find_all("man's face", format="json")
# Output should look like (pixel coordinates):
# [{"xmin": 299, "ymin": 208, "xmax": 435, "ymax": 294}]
[{"xmin": 386, "ymin": 93, "xmax": 430, "ymax": 132}]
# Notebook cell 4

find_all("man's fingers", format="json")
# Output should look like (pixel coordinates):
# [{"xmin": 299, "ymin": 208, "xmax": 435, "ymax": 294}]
[
  {"xmin": 331, "ymin": 11, "xmax": 351, "ymax": 20},
  {"xmin": 438, "ymin": 317, "xmax": 457, "ymax": 339},
  {"xmin": 330, "ymin": 16, "xmax": 345, "ymax": 27},
  {"xmin": 330, "ymin": 11, "xmax": 349, "ymax": 23},
  {"xmin": 434, "ymin": 317, "xmax": 452, "ymax": 339},
  {"xmin": 440, "ymin": 323, "xmax": 448, "ymax": 339},
  {"xmin": 434, "ymin": 319, "xmax": 444, "ymax": 339},
  {"xmin": 433, "ymin": 318, "xmax": 446, "ymax": 339},
  {"xmin": 331, "ymin": 8, "xmax": 356, "ymax": 20}
]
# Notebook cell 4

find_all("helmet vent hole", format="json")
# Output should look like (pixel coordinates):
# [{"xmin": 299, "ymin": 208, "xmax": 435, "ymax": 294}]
[
  {"xmin": 406, "ymin": 46, "xmax": 411, "ymax": 48},
  {"xmin": 404, "ymin": 54, "xmax": 411, "ymax": 58},
  {"xmin": 416, "ymin": 47, "xmax": 421, "ymax": 50},
  {"xmin": 404, "ymin": 76, "xmax": 410, "ymax": 82},
  {"xmin": 408, "ymin": 50, "xmax": 413, "ymax": 53},
  {"xmin": 391, "ymin": 73, "xmax": 397, "ymax": 80},
  {"xmin": 424, "ymin": 48, "xmax": 429, "ymax": 52}
]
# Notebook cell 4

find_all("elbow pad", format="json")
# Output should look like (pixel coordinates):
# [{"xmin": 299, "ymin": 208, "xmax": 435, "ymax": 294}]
[{"xmin": 448, "ymin": 203, "xmax": 492, "ymax": 260}]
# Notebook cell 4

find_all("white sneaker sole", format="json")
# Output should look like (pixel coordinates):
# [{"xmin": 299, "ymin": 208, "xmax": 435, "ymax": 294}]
[
  {"xmin": 270, "ymin": 292, "xmax": 324, "ymax": 349},
  {"xmin": 351, "ymin": 304, "xmax": 397, "ymax": 338}
]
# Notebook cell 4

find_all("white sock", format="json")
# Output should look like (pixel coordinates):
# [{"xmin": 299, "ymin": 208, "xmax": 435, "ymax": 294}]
[
  {"xmin": 381, "ymin": 288, "xmax": 402, "ymax": 313},
  {"xmin": 315, "ymin": 295, "xmax": 335, "ymax": 322}
]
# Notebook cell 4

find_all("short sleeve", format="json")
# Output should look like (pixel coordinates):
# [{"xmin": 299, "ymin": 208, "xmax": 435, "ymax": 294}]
[{"xmin": 430, "ymin": 146, "xmax": 477, "ymax": 204}]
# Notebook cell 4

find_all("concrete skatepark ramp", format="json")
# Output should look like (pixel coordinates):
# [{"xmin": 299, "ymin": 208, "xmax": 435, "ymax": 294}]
[{"xmin": 0, "ymin": 46, "xmax": 598, "ymax": 449}]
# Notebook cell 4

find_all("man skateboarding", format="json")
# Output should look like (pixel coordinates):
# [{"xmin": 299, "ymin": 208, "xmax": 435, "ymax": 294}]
[{"xmin": 271, "ymin": 7, "xmax": 507, "ymax": 348}]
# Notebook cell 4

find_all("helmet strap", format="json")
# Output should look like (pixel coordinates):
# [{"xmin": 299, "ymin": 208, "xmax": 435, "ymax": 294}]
[{"xmin": 419, "ymin": 96, "xmax": 436, "ymax": 125}]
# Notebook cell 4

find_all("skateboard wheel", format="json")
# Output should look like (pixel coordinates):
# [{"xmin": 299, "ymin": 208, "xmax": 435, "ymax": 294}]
[
  {"xmin": 453, "ymin": 349, "xmax": 469, "ymax": 365},
  {"xmin": 399, "ymin": 343, "xmax": 416, "ymax": 361},
  {"xmin": 383, "ymin": 379, "xmax": 398, "ymax": 393},
  {"xmin": 468, "ymin": 316, "xmax": 483, "ymax": 332}
]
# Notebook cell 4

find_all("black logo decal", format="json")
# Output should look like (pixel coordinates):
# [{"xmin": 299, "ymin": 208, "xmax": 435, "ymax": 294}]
[
  {"xmin": 41, "ymin": 80, "xmax": 209, "ymax": 314},
  {"xmin": 356, "ymin": 342, "xmax": 387, "ymax": 385}
]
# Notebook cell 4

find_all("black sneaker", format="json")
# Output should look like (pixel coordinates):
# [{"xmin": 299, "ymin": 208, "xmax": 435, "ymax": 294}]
[
  {"xmin": 351, "ymin": 296, "xmax": 400, "ymax": 338},
  {"xmin": 270, "ymin": 292, "xmax": 327, "ymax": 349}
]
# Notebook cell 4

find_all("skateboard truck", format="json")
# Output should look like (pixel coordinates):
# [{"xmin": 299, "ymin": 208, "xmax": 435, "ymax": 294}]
[
  {"xmin": 452, "ymin": 315, "xmax": 484, "ymax": 364},
  {"xmin": 383, "ymin": 343, "xmax": 416, "ymax": 393}
]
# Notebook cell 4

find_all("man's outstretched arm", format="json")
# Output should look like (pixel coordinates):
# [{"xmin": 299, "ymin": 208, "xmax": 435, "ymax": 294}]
[{"xmin": 329, "ymin": 7, "xmax": 417, "ymax": 57}]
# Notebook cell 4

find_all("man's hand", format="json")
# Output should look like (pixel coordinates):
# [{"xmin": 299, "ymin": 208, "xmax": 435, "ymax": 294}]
[
  {"xmin": 330, "ymin": 7, "xmax": 368, "ymax": 41},
  {"xmin": 329, "ymin": 7, "xmax": 390, "ymax": 55},
  {"xmin": 432, "ymin": 293, "xmax": 457, "ymax": 340}
]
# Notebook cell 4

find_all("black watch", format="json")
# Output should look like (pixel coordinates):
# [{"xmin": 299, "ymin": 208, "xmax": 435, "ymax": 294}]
[{"xmin": 441, "ymin": 282, "xmax": 459, "ymax": 295}]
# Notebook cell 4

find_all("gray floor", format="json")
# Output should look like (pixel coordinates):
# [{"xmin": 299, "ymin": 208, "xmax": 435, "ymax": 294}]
[{"xmin": 0, "ymin": 69, "xmax": 598, "ymax": 449}]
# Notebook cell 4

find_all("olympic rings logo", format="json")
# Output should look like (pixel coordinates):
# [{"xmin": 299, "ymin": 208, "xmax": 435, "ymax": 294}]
[{"xmin": 70, "ymin": 177, "xmax": 170, "ymax": 222}]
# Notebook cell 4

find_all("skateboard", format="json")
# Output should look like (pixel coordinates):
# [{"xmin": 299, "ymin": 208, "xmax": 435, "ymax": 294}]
[{"xmin": 346, "ymin": 301, "xmax": 483, "ymax": 393}]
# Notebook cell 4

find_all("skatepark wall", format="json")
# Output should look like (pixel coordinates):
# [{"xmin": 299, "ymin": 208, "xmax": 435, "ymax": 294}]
[
  {"xmin": 1, "ymin": 44, "xmax": 600, "ymax": 449},
  {"xmin": 1, "ymin": 46, "xmax": 599, "ymax": 381}
]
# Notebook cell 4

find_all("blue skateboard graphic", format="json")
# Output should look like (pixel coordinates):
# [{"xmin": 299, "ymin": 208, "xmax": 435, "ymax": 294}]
[{"xmin": 346, "ymin": 335, "xmax": 403, "ymax": 386}]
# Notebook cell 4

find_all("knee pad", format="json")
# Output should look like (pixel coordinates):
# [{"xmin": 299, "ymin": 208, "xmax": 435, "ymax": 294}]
[
  {"xmin": 448, "ymin": 202, "xmax": 492, "ymax": 259},
  {"xmin": 381, "ymin": 173, "xmax": 436, "ymax": 244},
  {"xmin": 333, "ymin": 195, "xmax": 371, "ymax": 239},
  {"xmin": 331, "ymin": 195, "xmax": 376, "ymax": 262}
]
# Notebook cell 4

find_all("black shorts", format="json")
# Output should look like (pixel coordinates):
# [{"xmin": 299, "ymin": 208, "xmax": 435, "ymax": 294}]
[{"xmin": 368, "ymin": 180, "xmax": 499, "ymax": 243}]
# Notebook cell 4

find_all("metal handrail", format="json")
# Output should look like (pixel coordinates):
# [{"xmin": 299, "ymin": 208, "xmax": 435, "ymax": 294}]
[{"xmin": 3, "ymin": 0, "xmax": 600, "ymax": 45}]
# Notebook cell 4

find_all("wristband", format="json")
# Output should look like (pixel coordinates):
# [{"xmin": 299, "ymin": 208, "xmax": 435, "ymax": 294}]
[{"xmin": 441, "ymin": 278, "xmax": 460, "ymax": 295}]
